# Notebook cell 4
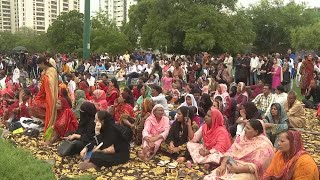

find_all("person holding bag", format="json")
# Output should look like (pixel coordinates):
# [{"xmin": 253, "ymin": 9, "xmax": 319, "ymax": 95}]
[{"xmin": 58, "ymin": 102, "xmax": 97, "ymax": 156}]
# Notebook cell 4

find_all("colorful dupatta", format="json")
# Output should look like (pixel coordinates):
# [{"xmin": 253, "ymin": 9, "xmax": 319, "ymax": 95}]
[
  {"xmin": 300, "ymin": 59, "xmax": 314, "ymax": 89},
  {"xmin": 114, "ymin": 102, "xmax": 135, "ymax": 123},
  {"xmin": 225, "ymin": 127, "xmax": 275, "ymax": 179},
  {"xmin": 136, "ymin": 85, "xmax": 152, "ymax": 110},
  {"xmin": 33, "ymin": 67, "xmax": 58, "ymax": 141},
  {"xmin": 263, "ymin": 130, "xmax": 315, "ymax": 180},
  {"xmin": 106, "ymin": 87, "xmax": 119, "ymax": 106},
  {"xmin": 73, "ymin": 90, "xmax": 86, "ymax": 119},
  {"xmin": 54, "ymin": 97, "xmax": 78, "ymax": 138},
  {"xmin": 92, "ymin": 89, "xmax": 108, "ymax": 111},
  {"xmin": 202, "ymin": 108, "xmax": 232, "ymax": 153}
]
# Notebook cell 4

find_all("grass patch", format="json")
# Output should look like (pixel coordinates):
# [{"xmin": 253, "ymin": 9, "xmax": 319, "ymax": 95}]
[{"xmin": 0, "ymin": 139, "xmax": 56, "ymax": 180}]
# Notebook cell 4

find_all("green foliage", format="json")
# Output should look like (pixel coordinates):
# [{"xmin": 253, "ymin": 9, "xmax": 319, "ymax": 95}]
[
  {"xmin": 0, "ymin": 139, "xmax": 55, "ymax": 180},
  {"xmin": 47, "ymin": 10, "xmax": 84, "ymax": 54},
  {"xmin": 247, "ymin": 0, "xmax": 318, "ymax": 53},
  {"xmin": 91, "ymin": 12, "xmax": 131, "ymax": 55},
  {"xmin": 291, "ymin": 21, "xmax": 320, "ymax": 50},
  {"xmin": 126, "ymin": 0, "xmax": 253, "ymax": 54}
]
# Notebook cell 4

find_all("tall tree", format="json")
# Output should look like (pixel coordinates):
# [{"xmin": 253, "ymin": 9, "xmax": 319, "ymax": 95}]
[
  {"xmin": 91, "ymin": 12, "xmax": 130, "ymax": 55},
  {"xmin": 291, "ymin": 21, "xmax": 320, "ymax": 51},
  {"xmin": 248, "ymin": 0, "xmax": 318, "ymax": 53},
  {"xmin": 46, "ymin": 10, "xmax": 84, "ymax": 54}
]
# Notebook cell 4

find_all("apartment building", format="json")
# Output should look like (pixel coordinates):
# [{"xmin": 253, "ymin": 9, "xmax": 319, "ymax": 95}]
[
  {"xmin": 101, "ymin": 0, "xmax": 137, "ymax": 27},
  {"xmin": 0, "ymin": 0, "xmax": 80, "ymax": 33}
]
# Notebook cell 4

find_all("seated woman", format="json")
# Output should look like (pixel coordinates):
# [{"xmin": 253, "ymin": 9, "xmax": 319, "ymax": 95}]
[
  {"xmin": 63, "ymin": 102, "xmax": 97, "ymax": 156},
  {"xmin": 135, "ymin": 84, "xmax": 152, "ymax": 111},
  {"xmin": 205, "ymin": 119, "xmax": 275, "ymax": 180},
  {"xmin": 114, "ymin": 93, "xmax": 135, "ymax": 124},
  {"xmin": 213, "ymin": 84, "xmax": 231, "ymax": 118},
  {"xmin": 132, "ymin": 98, "xmax": 154, "ymax": 145},
  {"xmin": 106, "ymin": 78, "xmax": 120, "ymax": 106},
  {"xmin": 73, "ymin": 90, "xmax": 86, "ymax": 119},
  {"xmin": 79, "ymin": 111, "xmax": 130, "ymax": 170},
  {"xmin": 235, "ymin": 82, "xmax": 248, "ymax": 108},
  {"xmin": 263, "ymin": 130, "xmax": 319, "ymax": 179},
  {"xmin": 234, "ymin": 102, "xmax": 261, "ymax": 137},
  {"xmin": 78, "ymin": 81, "xmax": 92, "ymax": 100},
  {"xmin": 263, "ymin": 103, "xmax": 289, "ymax": 147},
  {"xmin": 138, "ymin": 104, "xmax": 170, "ymax": 161},
  {"xmin": 187, "ymin": 108, "xmax": 232, "ymax": 166},
  {"xmin": 92, "ymin": 89, "xmax": 108, "ymax": 111},
  {"xmin": 161, "ymin": 106, "xmax": 198, "ymax": 162},
  {"xmin": 54, "ymin": 97, "xmax": 78, "ymax": 139}
]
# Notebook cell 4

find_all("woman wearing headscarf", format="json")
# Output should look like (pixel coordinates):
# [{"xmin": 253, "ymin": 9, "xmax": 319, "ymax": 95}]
[
  {"xmin": 79, "ymin": 81, "xmax": 92, "ymax": 100},
  {"xmin": 187, "ymin": 108, "xmax": 232, "ymax": 165},
  {"xmin": 92, "ymin": 89, "xmax": 108, "ymax": 111},
  {"xmin": 161, "ymin": 106, "xmax": 198, "ymax": 162},
  {"xmin": 271, "ymin": 57, "xmax": 282, "ymax": 90},
  {"xmin": 63, "ymin": 102, "xmax": 97, "ymax": 156},
  {"xmin": 106, "ymin": 78, "xmax": 119, "ymax": 106},
  {"xmin": 114, "ymin": 93, "xmax": 135, "ymax": 123},
  {"xmin": 300, "ymin": 54, "xmax": 315, "ymax": 95},
  {"xmin": 28, "ymin": 79, "xmax": 39, "ymax": 96},
  {"xmin": 73, "ymin": 90, "xmax": 86, "ymax": 119},
  {"xmin": 79, "ymin": 111, "xmax": 130, "ymax": 170},
  {"xmin": 213, "ymin": 84, "xmax": 231, "ymax": 118},
  {"xmin": 138, "ymin": 104, "xmax": 170, "ymax": 161},
  {"xmin": 54, "ymin": 97, "xmax": 78, "ymax": 138},
  {"xmin": 263, "ymin": 103, "xmax": 289, "ymax": 147},
  {"xmin": 135, "ymin": 84, "xmax": 152, "ymax": 111},
  {"xmin": 205, "ymin": 119, "xmax": 275, "ymax": 180},
  {"xmin": 263, "ymin": 130, "xmax": 319, "ymax": 180},
  {"xmin": 235, "ymin": 82, "xmax": 248, "ymax": 107}
]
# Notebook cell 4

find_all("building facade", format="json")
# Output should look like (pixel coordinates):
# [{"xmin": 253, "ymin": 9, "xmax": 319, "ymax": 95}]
[
  {"xmin": 0, "ymin": 0, "xmax": 79, "ymax": 33},
  {"xmin": 101, "ymin": 0, "xmax": 137, "ymax": 27}
]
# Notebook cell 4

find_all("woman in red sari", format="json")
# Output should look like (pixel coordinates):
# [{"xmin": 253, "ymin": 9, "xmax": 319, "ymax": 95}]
[
  {"xmin": 79, "ymin": 81, "xmax": 92, "ymax": 100},
  {"xmin": 29, "ymin": 57, "xmax": 58, "ymax": 142},
  {"xmin": 54, "ymin": 97, "xmax": 78, "ymax": 138},
  {"xmin": 299, "ymin": 54, "xmax": 315, "ymax": 95},
  {"xmin": 106, "ymin": 78, "xmax": 119, "ymax": 106},
  {"xmin": 114, "ymin": 93, "xmax": 135, "ymax": 124}
]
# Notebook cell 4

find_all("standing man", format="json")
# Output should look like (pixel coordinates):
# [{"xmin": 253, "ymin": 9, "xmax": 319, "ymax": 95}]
[{"xmin": 224, "ymin": 53, "xmax": 233, "ymax": 77}]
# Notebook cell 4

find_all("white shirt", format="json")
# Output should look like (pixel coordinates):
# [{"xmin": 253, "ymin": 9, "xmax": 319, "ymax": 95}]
[
  {"xmin": 84, "ymin": 63, "xmax": 90, "ymax": 72},
  {"xmin": 13, "ymin": 67, "xmax": 20, "ymax": 83},
  {"xmin": 87, "ymin": 76, "xmax": 95, "ymax": 87},
  {"xmin": 137, "ymin": 65, "xmax": 144, "ymax": 73},
  {"xmin": 250, "ymin": 57, "xmax": 259, "ymax": 71},
  {"xmin": 0, "ymin": 76, "xmax": 6, "ymax": 89},
  {"xmin": 151, "ymin": 94, "xmax": 169, "ymax": 116},
  {"xmin": 274, "ymin": 92, "xmax": 288, "ymax": 107},
  {"xmin": 123, "ymin": 54, "xmax": 130, "ymax": 63},
  {"xmin": 127, "ymin": 65, "xmax": 137, "ymax": 74},
  {"xmin": 68, "ymin": 80, "xmax": 76, "ymax": 95}
]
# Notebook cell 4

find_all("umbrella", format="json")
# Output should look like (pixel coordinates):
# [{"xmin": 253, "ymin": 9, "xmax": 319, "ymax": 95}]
[
  {"xmin": 153, "ymin": 49, "xmax": 160, "ymax": 55},
  {"xmin": 12, "ymin": 46, "xmax": 28, "ymax": 52}
]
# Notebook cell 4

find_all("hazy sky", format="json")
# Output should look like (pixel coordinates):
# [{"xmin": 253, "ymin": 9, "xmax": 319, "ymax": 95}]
[{"xmin": 79, "ymin": 0, "xmax": 320, "ymax": 14}]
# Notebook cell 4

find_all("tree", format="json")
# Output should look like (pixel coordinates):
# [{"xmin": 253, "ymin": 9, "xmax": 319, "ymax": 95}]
[
  {"xmin": 247, "ymin": 0, "xmax": 318, "ymax": 53},
  {"xmin": 91, "ymin": 12, "xmax": 130, "ymax": 55},
  {"xmin": 46, "ymin": 10, "xmax": 84, "ymax": 54},
  {"xmin": 126, "ymin": 0, "xmax": 253, "ymax": 54},
  {"xmin": 15, "ymin": 27, "xmax": 49, "ymax": 53},
  {"xmin": 0, "ymin": 31, "xmax": 16, "ymax": 53},
  {"xmin": 291, "ymin": 21, "xmax": 320, "ymax": 51}
]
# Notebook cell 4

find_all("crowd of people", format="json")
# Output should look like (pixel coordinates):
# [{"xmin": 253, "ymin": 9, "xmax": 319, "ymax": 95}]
[{"xmin": 0, "ymin": 50, "xmax": 319, "ymax": 179}]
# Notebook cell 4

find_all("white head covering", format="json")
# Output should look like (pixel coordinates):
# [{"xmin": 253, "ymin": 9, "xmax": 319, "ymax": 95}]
[{"xmin": 178, "ymin": 94, "xmax": 198, "ymax": 114}]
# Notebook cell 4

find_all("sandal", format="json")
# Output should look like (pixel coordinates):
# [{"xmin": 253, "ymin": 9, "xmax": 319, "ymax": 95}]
[
  {"xmin": 157, "ymin": 160, "xmax": 170, "ymax": 166},
  {"xmin": 168, "ymin": 162, "xmax": 178, "ymax": 169}
]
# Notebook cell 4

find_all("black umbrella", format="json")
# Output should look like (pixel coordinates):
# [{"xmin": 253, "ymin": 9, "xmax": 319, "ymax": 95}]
[{"xmin": 12, "ymin": 46, "xmax": 28, "ymax": 52}]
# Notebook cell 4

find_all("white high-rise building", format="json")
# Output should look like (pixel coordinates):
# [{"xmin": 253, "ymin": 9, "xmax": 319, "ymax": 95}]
[
  {"xmin": 0, "ymin": 0, "xmax": 80, "ymax": 33},
  {"xmin": 101, "ymin": 0, "xmax": 137, "ymax": 27}
]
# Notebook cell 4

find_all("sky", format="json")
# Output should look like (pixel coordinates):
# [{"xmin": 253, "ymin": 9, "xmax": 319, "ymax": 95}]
[{"xmin": 79, "ymin": 0, "xmax": 320, "ymax": 14}]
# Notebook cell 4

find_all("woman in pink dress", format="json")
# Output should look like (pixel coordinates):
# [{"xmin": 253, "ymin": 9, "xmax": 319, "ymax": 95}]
[
  {"xmin": 138, "ymin": 104, "xmax": 170, "ymax": 161},
  {"xmin": 161, "ymin": 71, "xmax": 173, "ymax": 94},
  {"xmin": 187, "ymin": 108, "xmax": 232, "ymax": 166},
  {"xmin": 271, "ymin": 58, "xmax": 282, "ymax": 90}
]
